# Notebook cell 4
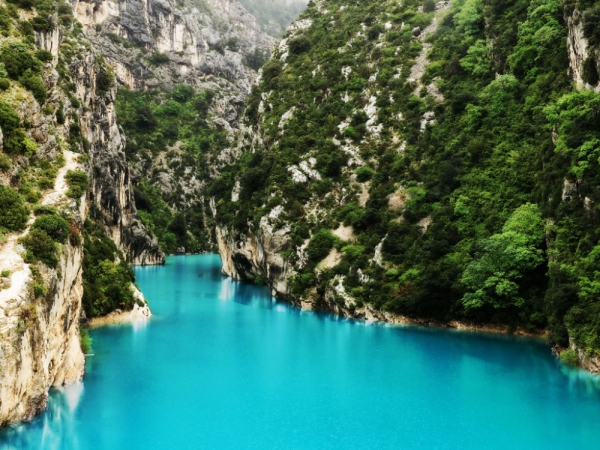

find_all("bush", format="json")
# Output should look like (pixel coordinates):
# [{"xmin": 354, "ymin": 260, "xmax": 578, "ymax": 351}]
[
  {"xmin": 32, "ymin": 214, "xmax": 70, "ymax": 243},
  {"xmin": 172, "ymin": 84, "xmax": 194, "ymax": 103},
  {"xmin": 0, "ymin": 185, "xmax": 29, "ymax": 231},
  {"xmin": 289, "ymin": 36, "xmax": 311, "ymax": 54},
  {"xmin": 65, "ymin": 170, "xmax": 89, "ymax": 200},
  {"xmin": 80, "ymin": 327, "xmax": 92, "ymax": 354},
  {"xmin": 559, "ymin": 349, "xmax": 579, "ymax": 367},
  {"xmin": 19, "ymin": 70, "xmax": 47, "ymax": 103},
  {"xmin": 355, "ymin": 166, "xmax": 375, "ymax": 182},
  {"xmin": 96, "ymin": 66, "xmax": 114, "ymax": 95},
  {"xmin": 0, "ymin": 78, "xmax": 9, "ymax": 90},
  {"xmin": 34, "ymin": 50, "xmax": 52, "ymax": 63},
  {"xmin": 423, "ymin": 0, "xmax": 436, "ymax": 12},
  {"xmin": 148, "ymin": 52, "xmax": 170, "ymax": 65},
  {"xmin": 306, "ymin": 229, "xmax": 336, "ymax": 262},
  {"xmin": 582, "ymin": 55, "xmax": 599, "ymax": 86},
  {"xmin": 0, "ymin": 42, "xmax": 41, "ymax": 79},
  {"xmin": 20, "ymin": 228, "xmax": 59, "ymax": 268},
  {"xmin": 0, "ymin": 153, "xmax": 10, "ymax": 171},
  {"xmin": 0, "ymin": 101, "xmax": 21, "ymax": 132}
]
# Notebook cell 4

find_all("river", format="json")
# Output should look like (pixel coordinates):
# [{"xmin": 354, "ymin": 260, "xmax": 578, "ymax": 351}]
[{"xmin": 1, "ymin": 254, "xmax": 600, "ymax": 449}]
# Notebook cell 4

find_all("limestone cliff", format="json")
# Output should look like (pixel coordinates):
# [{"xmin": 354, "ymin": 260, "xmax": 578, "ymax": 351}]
[
  {"xmin": 564, "ymin": 2, "xmax": 600, "ymax": 91},
  {"xmin": 73, "ymin": 0, "xmax": 275, "ymax": 99},
  {"xmin": 0, "ymin": 0, "xmax": 157, "ymax": 425}
]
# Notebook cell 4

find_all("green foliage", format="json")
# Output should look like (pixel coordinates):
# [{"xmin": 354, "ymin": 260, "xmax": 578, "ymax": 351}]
[
  {"xmin": 244, "ymin": 48, "xmax": 269, "ymax": 71},
  {"xmin": 461, "ymin": 204, "xmax": 545, "ymax": 310},
  {"xmin": 306, "ymin": 229, "xmax": 336, "ymax": 263},
  {"xmin": 31, "ymin": 213, "xmax": 70, "ymax": 243},
  {"xmin": 80, "ymin": 327, "xmax": 92, "ymax": 354},
  {"xmin": 289, "ymin": 36, "xmax": 311, "ymax": 54},
  {"xmin": 355, "ymin": 166, "xmax": 375, "ymax": 182},
  {"xmin": 19, "ymin": 70, "xmax": 47, "ymax": 103},
  {"xmin": 582, "ymin": 55, "xmax": 599, "ymax": 86},
  {"xmin": 96, "ymin": 64, "xmax": 115, "ymax": 95},
  {"xmin": 0, "ymin": 184, "xmax": 28, "ymax": 231},
  {"xmin": 148, "ymin": 52, "xmax": 170, "ymax": 65},
  {"xmin": 115, "ymin": 86, "xmax": 222, "ymax": 254},
  {"xmin": 82, "ymin": 219, "xmax": 136, "ymax": 317},
  {"xmin": 20, "ymin": 229, "xmax": 59, "ymax": 268},
  {"xmin": 0, "ymin": 41, "xmax": 40, "ymax": 79},
  {"xmin": 65, "ymin": 170, "xmax": 89, "ymax": 200},
  {"xmin": 559, "ymin": 349, "xmax": 579, "ymax": 366}
]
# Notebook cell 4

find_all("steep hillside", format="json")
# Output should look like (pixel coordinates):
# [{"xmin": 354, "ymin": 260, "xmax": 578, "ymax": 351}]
[
  {"xmin": 0, "ymin": 0, "xmax": 158, "ymax": 425},
  {"xmin": 211, "ymin": 0, "xmax": 600, "ymax": 372}
]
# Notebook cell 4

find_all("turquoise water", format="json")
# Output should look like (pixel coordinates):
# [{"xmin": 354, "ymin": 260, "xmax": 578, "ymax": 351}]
[{"xmin": 2, "ymin": 254, "xmax": 600, "ymax": 449}]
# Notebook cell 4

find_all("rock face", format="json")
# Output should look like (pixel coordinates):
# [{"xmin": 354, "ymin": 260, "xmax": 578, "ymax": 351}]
[
  {"xmin": 73, "ymin": 0, "xmax": 276, "ymax": 94},
  {"xmin": 216, "ymin": 224, "xmax": 293, "ymax": 297},
  {"xmin": 0, "ymin": 9, "xmax": 159, "ymax": 425},
  {"xmin": 565, "ymin": 7, "xmax": 600, "ymax": 91},
  {"xmin": 0, "ymin": 231, "xmax": 85, "ymax": 427},
  {"xmin": 65, "ymin": 39, "xmax": 165, "ymax": 265}
]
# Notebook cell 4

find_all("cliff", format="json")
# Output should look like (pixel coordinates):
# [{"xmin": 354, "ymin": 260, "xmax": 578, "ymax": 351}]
[
  {"xmin": 0, "ymin": 0, "xmax": 157, "ymax": 425},
  {"xmin": 211, "ymin": 0, "xmax": 600, "ymax": 371}
]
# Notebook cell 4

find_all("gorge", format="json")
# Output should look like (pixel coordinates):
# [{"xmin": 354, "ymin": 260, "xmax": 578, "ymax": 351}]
[
  {"xmin": 2, "ymin": 255, "xmax": 600, "ymax": 449},
  {"xmin": 2, "ymin": 0, "xmax": 600, "ymax": 442}
]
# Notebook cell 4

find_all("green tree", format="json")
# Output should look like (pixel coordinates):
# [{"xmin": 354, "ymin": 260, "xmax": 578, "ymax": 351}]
[
  {"xmin": 461, "ymin": 204, "xmax": 545, "ymax": 310},
  {"xmin": 0, "ymin": 185, "xmax": 29, "ymax": 231}
]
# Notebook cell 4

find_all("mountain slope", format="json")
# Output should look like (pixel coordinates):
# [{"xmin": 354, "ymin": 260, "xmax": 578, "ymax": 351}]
[{"xmin": 211, "ymin": 0, "xmax": 600, "ymax": 371}]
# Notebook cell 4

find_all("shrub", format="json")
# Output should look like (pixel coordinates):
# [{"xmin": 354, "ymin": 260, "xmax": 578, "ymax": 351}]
[
  {"xmin": 96, "ymin": 66, "xmax": 114, "ymax": 95},
  {"xmin": 19, "ymin": 70, "xmax": 47, "ymax": 103},
  {"xmin": 0, "ymin": 153, "xmax": 10, "ymax": 171},
  {"xmin": 262, "ymin": 59, "xmax": 282, "ymax": 83},
  {"xmin": 148, "ymin": 52, "xmax": 170, "ymax": 65},
  {"xmin": 56, "ymin": 104, "xmax": 65, "ymax": 124},
  {"xmin": 65, "ymin": 170, "xmax": 89, "ymax": 200},
  {"xmin": 0, "ymin": 42, "xmax": 41, "ymax": 79},
  {"xmin": 582, "ymin": 55, "xmax": 599, "ymax": 86},
  {"xmin": 80, "ymin": 327, "xmax": 92, "ymax": 354},
  {"xmin": 424, "ymin": 0, "xmax": 436, "ymax": 12},
  {"xmin": 559, "ymin": 349, "xmax": 579, "ymax": 367},
  {"xmin": 0, "ymin": 101, "xmax": 21, "ymax": 132},
  {"xmin": 33, "ymin": 204, "xmax": 56, "ymax": 215},
  {"xmin": 30, "ymin": 16, "xmax": 54, "ymax": 32},
  {"xmin": 34, "ymin": 50, "xmax": 53, "ymax": 63},
  {"xmin": 0, "ymin": 78, "xmax": 9, "ymax": 90},
  {"xmin": 355, "ymin": 166, "xmax": 375, "ymax": 182},
  {"xmin": 172, "ymin": 84, "xmax": 194, "ymax": 103},
  {"xmin": 32, "ymin": 214, "xmax": 70, "ymax": 243},
  {"xmin": 306, "ymin": 229, "xmax": 336, "ymax": 262},
  {"xmin": 289, "ymin": 36, "xmax": 311, "ymax": 54},
  {"xmin": 20, "ymin": 228, "xmax": 59, "ymax": 268},
  {"xmin": 0, "ymin": 185, "xmax": 29, "ymax": 231}
]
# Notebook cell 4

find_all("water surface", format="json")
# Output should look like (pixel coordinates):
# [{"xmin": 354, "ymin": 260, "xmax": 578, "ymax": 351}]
[{"xmin": 2, "ymin": 255, "xmax": 600, "ymax": 449}]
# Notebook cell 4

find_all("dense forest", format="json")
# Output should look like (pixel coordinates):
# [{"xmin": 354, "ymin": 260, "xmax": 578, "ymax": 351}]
[{"xmin": 207, "ymin": 0, "xmax": 600, "ymax": 364}]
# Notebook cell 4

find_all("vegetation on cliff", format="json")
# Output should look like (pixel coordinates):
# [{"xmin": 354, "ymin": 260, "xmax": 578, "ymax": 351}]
[
  {"xmin": 115, "ymin": 86, "xmax": 226, "ymax": 254},
  {"xmin": 207, "ymin": 0, "xmax": 600, "ymax": 360}
]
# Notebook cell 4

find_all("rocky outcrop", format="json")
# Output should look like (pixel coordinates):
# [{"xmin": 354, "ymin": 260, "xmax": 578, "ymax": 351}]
[
  {"xmin": 73, "ymin": 0, "xmax": 275, "ymax": 94},
  {"xmin": 0, "ymin": 235, "xmax": 85, "ymax": 427},
  {"xmin": 571, "ymin": 342, "xmax": 600, "ymax": 374},
  {"xmin": 216, "ymin": 223, "xmax": 293, "ymax": 297},
  {"xmin": 565, "ymin": 6, "xmax": 600, "ymax": 91},
  {"xmin": 64, "ymin": 42, "xmax": 164, "ymax": 265}
]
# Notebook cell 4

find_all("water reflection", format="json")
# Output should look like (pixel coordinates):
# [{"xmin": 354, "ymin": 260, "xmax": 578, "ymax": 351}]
[{"xmin": 0, "ymin": 383, "xmax": 83, "ymax": 450}]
